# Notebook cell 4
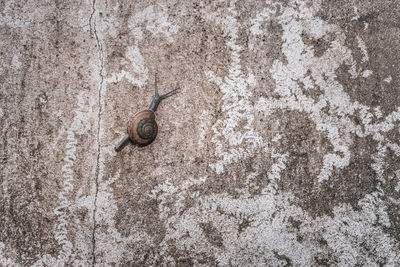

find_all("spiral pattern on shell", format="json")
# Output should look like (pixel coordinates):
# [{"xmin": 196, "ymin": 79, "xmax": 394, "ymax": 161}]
[
  {"xmin": 138, "ymin": 118, "xmax": 157, "ymax": 140},
  {"xmin": 128, "ymin": 110, "xmax": 158, "ymax": 146}
]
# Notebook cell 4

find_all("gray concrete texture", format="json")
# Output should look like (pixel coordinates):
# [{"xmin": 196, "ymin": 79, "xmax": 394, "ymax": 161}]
[{"xmin": 1, "ymin": 0, "xmax": 400, "ymax": 265}]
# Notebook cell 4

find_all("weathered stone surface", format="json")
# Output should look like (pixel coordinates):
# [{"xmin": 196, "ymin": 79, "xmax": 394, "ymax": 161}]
[{"xmin": 1, "ymin": 0, "xmax": 400, "ymax": 266}]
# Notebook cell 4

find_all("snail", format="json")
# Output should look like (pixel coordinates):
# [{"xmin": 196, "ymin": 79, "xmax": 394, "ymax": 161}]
[{"xmin": 114, "ymin": 74, "xmax": 178, "ymax": 152}]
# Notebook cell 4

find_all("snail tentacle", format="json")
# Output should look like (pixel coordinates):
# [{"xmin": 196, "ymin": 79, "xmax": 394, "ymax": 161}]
[{"xmin": 149, "ymin": 73, "xmax": 179, "ymax": 112}]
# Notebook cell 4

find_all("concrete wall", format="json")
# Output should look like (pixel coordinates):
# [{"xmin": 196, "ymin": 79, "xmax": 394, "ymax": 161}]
[{"xmin": 1, "ymin": 0, "xmax": 400, "ymax": 265}]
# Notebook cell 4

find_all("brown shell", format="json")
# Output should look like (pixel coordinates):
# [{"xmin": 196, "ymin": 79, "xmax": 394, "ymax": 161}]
[{"xmin": 127, "ymin": 110, "xmax": 158, "ymax": 146}]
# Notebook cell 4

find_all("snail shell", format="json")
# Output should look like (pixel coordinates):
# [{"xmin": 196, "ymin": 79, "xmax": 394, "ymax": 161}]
[{"xmin": 127, "ymin": 110, "xmax": 158, "ymax": 146}]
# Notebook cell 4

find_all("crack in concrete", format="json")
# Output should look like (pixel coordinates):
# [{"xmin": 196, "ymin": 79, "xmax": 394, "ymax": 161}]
[
  {"xmin": 89, "ymin": 0, "xmax": 96, "ymax": 35},
  {"xmin": 89, "ymin": 0, "xmax": 104, "ymax": 265}
]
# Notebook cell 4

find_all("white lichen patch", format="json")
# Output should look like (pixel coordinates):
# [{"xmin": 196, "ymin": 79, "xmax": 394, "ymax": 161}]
[
  {"xmin": 384, "ymin": 75, "xmax": 393, "ymax": 83},
  {"xmin": 249, "ymin": 2, "xmax": 281, "ymax": 35},
  {"xmin": 106, "ymin": 46, "xmax": 148, "ymax": 88},
  {"xmin": 33, "ymin": 91, "xmax": 97, "ymax": 266},
  {"xmin": 145, "ymin": 0, "xmax": 400, "ymax": 264},
  {"xmin": 356, "ymin": 35, "xmax": 369, "ymax": 63},
  {"xmin": 252, "ymin": 0, "xmax": 400, "ymax": 183},
  {"xmin": 128, "ymin": 5, "xmax": 179, "ymax": 44},
  {"xmin": 151, "ymin": 144, "xmax": 400, "ymax": 265},
  {"xmin": 205, "ymin": 1, "xmax": 262, "ymax": 174},
  {"xmin": 315, "ymin": 201, "xmax": 399, "ymax": 266},
  {"xmin": 395, "ymin": 169, "xmax": 400, "ymax": 192},
  {"xmin": 362, "ymin": 69, "xmax": 373, "ymax": 78},
  {"xmin": 106, "ymin": 5, "xmax": 179, "ymax": 89},
  {"xmin": 351, "ymin": 6, "xmax": 360, "ymax": 21},
  {"xmin": 0, "ymin": 242, "xmax": 19, "ymax": 267},
  {"xmin": 11, "ymin": 54, "xmax": 21, "ymax": 69}
]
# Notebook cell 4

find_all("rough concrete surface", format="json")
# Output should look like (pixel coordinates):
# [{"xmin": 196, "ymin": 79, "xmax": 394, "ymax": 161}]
[{"xmin": 1, "ymin": 0, "xmax": 400, "ymax": 266}]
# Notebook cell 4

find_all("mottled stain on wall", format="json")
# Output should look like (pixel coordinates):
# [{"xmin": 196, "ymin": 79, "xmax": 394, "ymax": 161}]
[{"xmin": 1, "ymin": 0, "xmax": 400, "ymax": 266}]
